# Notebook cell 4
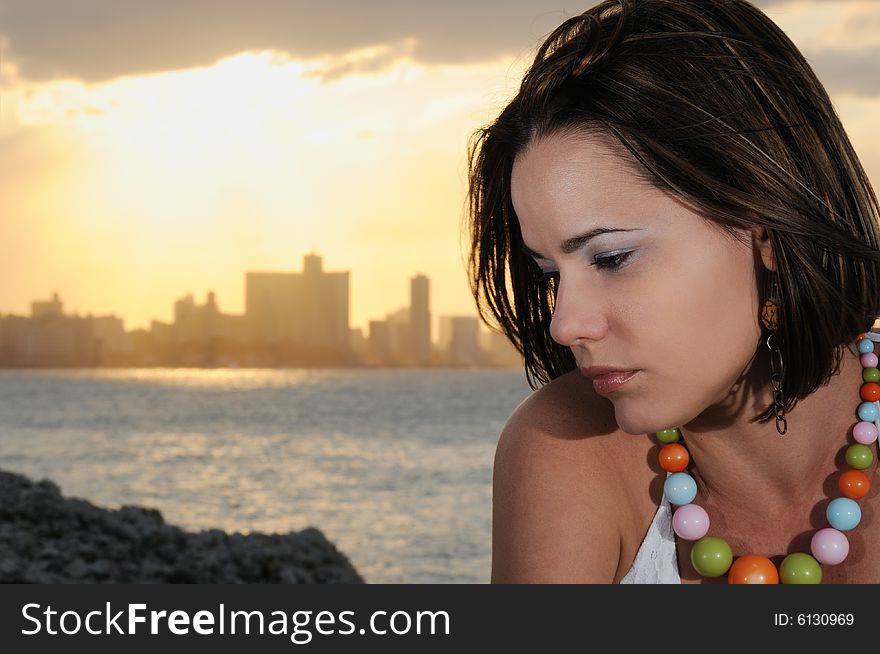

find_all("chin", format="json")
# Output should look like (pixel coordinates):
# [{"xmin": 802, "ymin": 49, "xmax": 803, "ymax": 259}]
[
  {"xmin": 611, "ymin": 408, "xmax": 653, "ymax": 436},
  {"xmin": 611, "ymin": 401, "xmax": 679, "ymax": 437}
]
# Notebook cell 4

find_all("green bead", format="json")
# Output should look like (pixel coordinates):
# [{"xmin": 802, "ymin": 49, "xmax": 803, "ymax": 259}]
[
  {"xmin": 656, "ymin": 428, "xmax": 681, "ymax": 444},
  {"xmin": 779, "ymin": 553, "xmax": 822, "ymax": 584},
  {"xmin": 690, "ymin": 536, "xmax": 733, "ymax": 577},
  {"xmin": 863, "ymin": 367, "xmax": 880, "ymax": 383},
  {"xmin": 846, "ymin": 443, "xmax": 874, "ymax": 470}
]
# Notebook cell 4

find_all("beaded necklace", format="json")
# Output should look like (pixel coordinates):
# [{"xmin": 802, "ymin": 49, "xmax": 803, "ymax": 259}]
[{"xmin": 655, "ymin": 331, "xmax": 879, "ymax": 583}]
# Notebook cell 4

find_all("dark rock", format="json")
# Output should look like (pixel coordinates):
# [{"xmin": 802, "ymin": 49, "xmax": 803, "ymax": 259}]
[{"xmin": 0, "ymin": 468, "xmax": 364, "ymax": 584}]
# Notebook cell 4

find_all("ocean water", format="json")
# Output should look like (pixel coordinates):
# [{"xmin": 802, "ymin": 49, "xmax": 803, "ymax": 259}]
[{"xmin": 0, "ymin": 368, "xmax": 533, "ymax": 583}]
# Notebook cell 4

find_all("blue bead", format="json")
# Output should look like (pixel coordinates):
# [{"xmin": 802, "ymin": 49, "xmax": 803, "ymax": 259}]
[
  {"xmin": 664, "ymin": 472, "xmax": 697, "ymax": 506},
  {"xmin": 827, "ymin": 497, "xmax": 861, "ymax": 531},
  {"xmin": 857, "ymin": 401, "xmax": 879, "ymax": 422},
  {"xmin": 858, "ymin": 339, "xmax": 875, "ymax": 354}
]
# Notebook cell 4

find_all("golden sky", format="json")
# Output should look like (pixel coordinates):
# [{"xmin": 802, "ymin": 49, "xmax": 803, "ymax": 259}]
[{"xmin": 1, "ymin": 0, "xmax": 878, "ymax": 333}]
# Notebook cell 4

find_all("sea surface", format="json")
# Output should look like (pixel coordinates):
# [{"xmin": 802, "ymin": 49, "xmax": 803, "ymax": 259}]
[{"xmin": 0, "ymin": 368, "xmax": 534, "ymax": 583}]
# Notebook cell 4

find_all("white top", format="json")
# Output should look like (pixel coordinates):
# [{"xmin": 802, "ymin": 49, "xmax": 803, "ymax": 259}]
[
  {"xmin": 619, "ymin": 476, "xmax": 681, "ymax": 584},
  {"xmin": 619, "ymin": 330, "xmax": 880, "ymax": 584}
]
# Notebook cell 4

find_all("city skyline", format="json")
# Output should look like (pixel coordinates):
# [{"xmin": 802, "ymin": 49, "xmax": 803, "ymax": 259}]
[
  {"xmin": 0, "ymin": 251, "xmax": 520, "ymax": 368},
  {"xmin": 0, "ymin": 254, "xmax": 485, "ymax": 338}
]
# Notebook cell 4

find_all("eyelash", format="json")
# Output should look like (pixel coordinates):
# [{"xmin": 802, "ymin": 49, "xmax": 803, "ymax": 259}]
[{"xmin": 537, "ymin": 251, "xmax": 634, "ymax": 284}]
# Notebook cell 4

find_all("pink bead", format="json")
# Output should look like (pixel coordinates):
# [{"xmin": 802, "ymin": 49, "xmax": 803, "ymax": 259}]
[
  {"xmin": 853, "ymin": 421, "xmax": 879, "ymax": 445},
  {"xmin": 861, "ymin": 352, "xmax": 879, "ymax": 368},
  {"xmin": 672, "ymin": 503, "xmax": 710, "ymax": 541},
  {"xmin": 811, "ymin": 527, "xmax": 849, "ymax": 565}
]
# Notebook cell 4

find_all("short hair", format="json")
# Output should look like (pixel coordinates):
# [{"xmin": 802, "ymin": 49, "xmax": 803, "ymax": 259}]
[{"xmin": 465, "ymin": 0, "xmax": 880, "ymax": 425}]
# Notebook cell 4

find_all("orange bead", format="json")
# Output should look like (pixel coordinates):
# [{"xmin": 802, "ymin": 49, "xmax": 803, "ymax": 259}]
[
  {"xmin": 838, "ymin": 469, "xmax": 871, "ymax": 500},
  {"xmin": 857, "ymin": 333, "xmax": 867, "ymax": 341},
  {"xmin": 659, "ymin": 443, "xmax": 689, "ymax": 472},
  {"xmin": 860, "ymin": 382, "xmax": 880, "ymax": 402},
  {"xmin": 728, "ymin": 555, "xmax": 779, "ymax": 584}
]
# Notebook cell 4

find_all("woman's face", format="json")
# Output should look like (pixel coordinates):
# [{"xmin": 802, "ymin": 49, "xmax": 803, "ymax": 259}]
[{"xmin": 511, "ymin": 129, "xmax": 770, "ymax": 435}]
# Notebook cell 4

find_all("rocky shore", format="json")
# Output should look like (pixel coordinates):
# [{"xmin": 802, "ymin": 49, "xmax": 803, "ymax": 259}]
[{"xmin": 0, "ymin": 469, "xmax": 364, "ymax": 583}]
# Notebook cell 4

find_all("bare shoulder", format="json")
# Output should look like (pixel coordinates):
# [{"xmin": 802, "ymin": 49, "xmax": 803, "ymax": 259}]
[{"xmin": 491, "ymin": 369, "xmax": 649, "ymax": 583}]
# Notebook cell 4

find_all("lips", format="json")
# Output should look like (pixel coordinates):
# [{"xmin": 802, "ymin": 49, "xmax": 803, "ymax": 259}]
[
  {"xmin": 580, "ymin": 365, "xmax": 637, "ymax": 379},
  {"xmin": 590, "ymin": 370, "xmax": 638, "ymax": 395}
]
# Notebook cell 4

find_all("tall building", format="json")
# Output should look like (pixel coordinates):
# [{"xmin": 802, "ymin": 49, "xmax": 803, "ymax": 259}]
[
  {"xmin": 173, "ymin": 291, "xmax": 247, "ymax": 344},
  {"xmin": 409, "ymin": 274, "xmax": 430, "ymax": 365},
  {"xmin": 386, "ymin": 307, "xmax": 413, "ymax": 364},
  {"xmin": 368, "ymin": 320, "xmax": 393, "ymax": 365},
  {"xmin": 439, "ymin": 315, "xmax": 480, "ymax": 366},
  {"xmin": 245, "ymin": 252, "xmax": 349, "ymax": 353},
  {"xmin": 347, "ymin": 326, "xmax": 369, "ymax": 364}
]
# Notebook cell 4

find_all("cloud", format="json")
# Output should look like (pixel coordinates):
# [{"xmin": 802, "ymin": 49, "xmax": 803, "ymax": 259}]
[
  {"xmin": 844, "ymin": 7, "xmax": 880, "ymax": 29},
  {"xmin": 299, "ymin": 38, "xmax": 419, "ymax": 84},
  {"xmin": 0, "ymin": 0, "xmax": 876, "ymax": 97},
  {"xmin": 0, "ymin": 0, "xmax": 567, "ymax": 83},
  {"xmin": 808, "ymin": 45, "xmax": 880, "ymax": 97}
]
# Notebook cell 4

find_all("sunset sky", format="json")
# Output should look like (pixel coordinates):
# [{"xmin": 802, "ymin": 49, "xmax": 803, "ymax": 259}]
[{"xmin": 1, "ymin": 0, "xmax": 878, "ymax": 333}]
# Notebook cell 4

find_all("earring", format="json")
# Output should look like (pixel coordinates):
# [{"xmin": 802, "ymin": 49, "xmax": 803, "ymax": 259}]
[
  {"xmin": 761, "ymin": 294, "xmax": 778, "ymax": 332},
  {"xmin": 762, "ymin": 274, "xmax": 786, "ymax": 435}
]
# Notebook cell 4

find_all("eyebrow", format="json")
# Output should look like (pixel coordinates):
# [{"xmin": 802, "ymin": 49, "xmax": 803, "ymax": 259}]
[{"xmin": 520, "ymin": 227, "xmax": 643, "ymax": 260}]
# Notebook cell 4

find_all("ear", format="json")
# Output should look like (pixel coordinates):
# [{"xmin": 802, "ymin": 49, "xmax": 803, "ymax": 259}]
[{"xmin": 750, "ymin": 226, "xmax": 775, "ymax": 272}]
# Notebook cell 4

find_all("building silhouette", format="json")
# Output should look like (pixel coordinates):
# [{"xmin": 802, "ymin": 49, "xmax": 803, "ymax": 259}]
[
  {"xmin": 173, "ymin": 291, "xmax": 248, "ymax": 345},
  {"xmin": 139, "ymin": 253, "xmax": 351, "ymax": 366},
  {"xmin": 31, "ymin": 292, "xmax": 64, "ymax": 319},
  {"xmin": 246, "ymin": 252, "xmax": 349, "ymax": 353},
  {"xmin": 480, "ymin": 329, "xmax": 522, "ymax": 368},
  {"xmin": 386, "ymin": 307, "xmax": 413, "ymax": 364},
  {"xmin": 410, "ymin": 274, "xmax": 430, "ymax": 365},
  {"xmin": 438, "ymin": 315, "xmax": 480, "ymax": 366},
  {"xmin": 367, "ymin": 319, "xmax": 393, "ymax": 365},
  {"xmin": 0, "ymin": 260, "xmax": 526, "ymax": 368},
  {"xmin": 0, "ymin": 292, "xmax": 130, "ymax": 366}
]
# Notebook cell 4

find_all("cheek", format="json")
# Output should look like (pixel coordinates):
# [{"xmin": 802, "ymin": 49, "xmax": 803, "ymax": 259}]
[
  {"xmin": 600, "ymin": 223, "xmax": 766, "ymax": 433},
  {"xmin": 629, "ymin": 242, "xmax": 761, "ymax": 400}
]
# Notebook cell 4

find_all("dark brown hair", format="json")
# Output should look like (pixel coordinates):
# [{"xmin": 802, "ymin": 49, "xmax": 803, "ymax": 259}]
[{"xmin": 465, "ymin": 0, "xmax": 880, "ymax": 424}]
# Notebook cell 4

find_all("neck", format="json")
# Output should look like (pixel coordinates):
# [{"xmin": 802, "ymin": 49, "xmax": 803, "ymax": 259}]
[{"xmin": 680, "ymin": 339, "xmax": 874, "ymax": 514}]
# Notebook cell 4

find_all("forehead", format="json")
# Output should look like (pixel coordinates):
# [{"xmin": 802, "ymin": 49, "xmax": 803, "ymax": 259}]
[
  {"xmin": 510, "ymin": 130, "xmax": 656, "ymax": 222},
  {"xmin": 509, "ymin": 129, "xmax": 744, "ymax": 256}
]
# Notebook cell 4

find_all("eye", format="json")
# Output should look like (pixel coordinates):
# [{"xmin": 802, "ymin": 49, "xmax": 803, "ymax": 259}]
[
  {"xmin": 533, "ymin": 250, "xmax": 635, "ymax": 286},
  {"xmin": 592, "ymin": 250, "xmax": 635, "ymax": 271}
]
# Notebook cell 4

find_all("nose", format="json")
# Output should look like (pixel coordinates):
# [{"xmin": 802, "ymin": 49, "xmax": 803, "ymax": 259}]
[{"xmin": 547, "ymin": 277, "xmax": 609, "ymax": 347}]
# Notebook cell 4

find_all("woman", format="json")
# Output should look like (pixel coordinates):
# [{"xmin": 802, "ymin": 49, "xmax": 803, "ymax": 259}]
[{"xmin": 466, "ymin": 0, "xmax": 880, "ymax": 583}]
